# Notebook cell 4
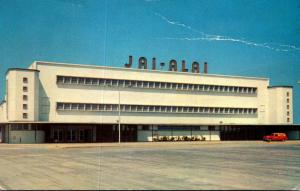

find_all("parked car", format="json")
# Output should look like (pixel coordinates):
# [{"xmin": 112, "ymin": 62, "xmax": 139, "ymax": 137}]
[{"xmin": 263, "ymin": 133, "xmax": 288, "ymax": 142}]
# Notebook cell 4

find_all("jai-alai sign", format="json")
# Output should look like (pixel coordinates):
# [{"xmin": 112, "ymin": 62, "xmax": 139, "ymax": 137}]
[{"xmin": 124, "ymin": 55, "xmax": 208, "ymax": 73}]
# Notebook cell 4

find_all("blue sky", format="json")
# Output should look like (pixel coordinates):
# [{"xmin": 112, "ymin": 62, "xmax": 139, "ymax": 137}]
[{"xmin": 0, "ymin": 0, "xmax": 299, "ymax": 123}]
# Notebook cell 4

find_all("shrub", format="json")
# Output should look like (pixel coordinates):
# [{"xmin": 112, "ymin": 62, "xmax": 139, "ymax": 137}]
[{"xmin": 162, "ymin": 136, "xmax": 168, "ymax": 141}]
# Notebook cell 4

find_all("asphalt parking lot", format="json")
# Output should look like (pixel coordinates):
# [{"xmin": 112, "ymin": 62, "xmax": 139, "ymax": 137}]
[{"xmin": 0, "ymin": 141, "xmax": 300, "ymax": 190}]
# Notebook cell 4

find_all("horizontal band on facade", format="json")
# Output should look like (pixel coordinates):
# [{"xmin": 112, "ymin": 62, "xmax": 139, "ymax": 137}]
[
  {"xmin": 57, "ymin": 75, "xmax": 258, "ymax": 95},
  {"xmin": 56, "ymin": 102, "xmax": 258, "ymax": 115}
]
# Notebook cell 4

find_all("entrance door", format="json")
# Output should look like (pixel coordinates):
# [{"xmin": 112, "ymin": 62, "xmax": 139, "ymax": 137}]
[
  {"xmin": 53, "ymin": 129, "xmax": 63, "ymax": 143},
  {"xmin": 66, "ymin": 129, "xmax": 77, "ymax": 142}
]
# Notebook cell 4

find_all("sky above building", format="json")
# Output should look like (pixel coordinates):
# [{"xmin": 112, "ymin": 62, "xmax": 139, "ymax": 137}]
[{"xmin": 0, "ymin": 0, "xmax": 299, "ymax": 123}]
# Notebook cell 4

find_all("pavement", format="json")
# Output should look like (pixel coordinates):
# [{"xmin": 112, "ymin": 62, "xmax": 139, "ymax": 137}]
[{"xmin": 0, "ymin": 141, "xmax": 300, "ymax": 190}]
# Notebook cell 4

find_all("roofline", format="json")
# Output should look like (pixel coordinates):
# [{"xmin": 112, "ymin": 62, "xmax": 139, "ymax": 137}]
[
  {"xmin": 33, "ymin": 61, "xmax": 270, "ymax": 81},
  {"xmin": 268, "ymin": 86, "xmax": 293, "ymax": 89},
  {"xmin": 0, "ymin": 121, "xmax": 299, "ymax": 126},
  {"xmin": 6, "ymin": 68, "xmax": 40, "ymax": 75}
]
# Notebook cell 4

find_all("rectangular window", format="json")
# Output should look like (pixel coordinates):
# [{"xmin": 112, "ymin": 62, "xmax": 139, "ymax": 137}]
[
  {"xmin": 85, "ymin": 78, "xmax": 92, "ymax": 85},
  {"xmin": 220, "ymin": 108, "xmax": 224, "ymax": 113},
  {"xmin": 171, "ymin": 83, "xmax": 177, "ymax": 89},
  {"xmin": 78, "ymin": 104, "xmax": 84, "ymax": 110},
  {"xmin": 99, "ymin": 105, "xmax": 105, "ymax": 111},
  {"xmin": 92, "ymin": 104, "xmax": 98, "ymax": 111},
  {"xmin": 85, "ymin": 104, "xmax": 92, "ymax": 110},
  {"xmin": 287, "ymin": 111, "xmax": 290, "ymax": 116},
  {"xmin": 287, "ymin": 117, "xmax": 290, "ymax": 122},
  {"xmin": 287, "ymin": 98, "xmax": 289, "ymax": 103},
  {"xmin": 71, "ymin": 103, "xmax": 78, "ymax": 110},
  {"xmin": 23, "ymin": 77, "xmax": 28, "ymax": 83},
  {"xmin": 125, "ymin": 105, "xmax": 131, "ymax": 111},
  {"xmin": 154, "ymin": 82, "xmax": 160, "ymax": 88},
  {"xmin": 64, "ymin": 103, "xmax": 71, "ymax": 110},
  {"xmin": 112, "ymin": 79, "xmax": 118, "ymax": 86},
  {"xmin": 99, "ymin": 79, "xmax": 105, "ymax": 85},
  {"xmin": 287, "ymin": 105, "xmax": 290, "ymax": 109},
  {"xmin": 143, "ymin": 81, "xmax": 149, "ymax": 88},
  {"xmin": 23, "ymin": 86, "xmax": 28, "ymax": 92},
  {"xmin": 177, "ymin": 84, "xmax": 183, "ymax": 90},
  {"xmin": 64, "ymin": 77, "xmax": 71, "ymax": 84},
  {"xmin": 199, "ymin": 85, "xmax": 204, "ymax": 91},
  {"xmin": 71, "ymin": 77, "xmax": 78, "ymax": 84},
  {"xmin": 287, "ymin": 92, "xmax": 290, "ymax": 97},
  {"xmin": 57, "ymin": 76, "xmax": 64, "ymax": 83},
  {"xmin": 130, "ymin": 81, "xmax": 136, "ymax": 87},
  {"xmin": 78, "ymin": 78, "xmax": 85, "ymax": 84},
  {"xmin": 137, "ymin": 81, "xmax": 143, "ymax": 88},
  {"xmin": 149, "ymin": 82, "xmax": 154, "ymax": 88},
  {"xmin": 57, "ymin": 103, "xmax": 64, "ymax": 110},
  {"xmin": 143, "ymin": 106, "xmax": 149, "ymax": 112},
  {"xmin": 166, "ymin": 83, "xmax": 171, "ymax": 89},
  {"xmin": 23, "ymin": 104, "xmax": 28, "ymax": 110},
  {"xmin": 23, "ymin": 113, "xmax": 28, "ymax": 119},
  {"xmin": 23, "ymin": 95, "xmax": 28, "ymax": 101}
]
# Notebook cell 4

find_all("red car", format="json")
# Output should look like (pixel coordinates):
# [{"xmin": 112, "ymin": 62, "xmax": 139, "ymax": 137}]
[{"xmin": 263, "ymin": 133, "xmax": 288, "ymax": 142}]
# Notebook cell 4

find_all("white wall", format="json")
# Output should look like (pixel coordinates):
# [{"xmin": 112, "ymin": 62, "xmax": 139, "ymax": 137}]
[
  {"xmin": 31, "ymin": 61, "xmax": 271, "ymax": 125},
  {"xmin": 0, "ymin": 102, "xmax": 7, "ymax": 122},
  {"xmin": 6, "ymin": 70, "xmax": 39, "ymax": 122},
  {"xmin": 268, "ymin": 87, "xmax": 293, "ymax": 124},
  {"xmin": 3, "ymin": 61, "xmax": 292, "ymax": 125}
]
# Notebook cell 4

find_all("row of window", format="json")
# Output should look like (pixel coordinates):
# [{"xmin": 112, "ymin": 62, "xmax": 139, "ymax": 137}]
[
  {"xmin": 57, "ymin": 75, "xmax": 257, "ymax": 94},
  {"xmin": 23, "ymin": 77, "xmax": 28, "ymax": 119},
  {"xmin": 56, "ymin": 102, "xmax": 258, "ymax": 115}
]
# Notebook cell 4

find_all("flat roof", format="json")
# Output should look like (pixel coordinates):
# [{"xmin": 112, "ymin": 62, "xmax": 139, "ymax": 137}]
[
  {"xmin": 33, "ymin": 61, "xmax": 270, "ymax": 81},
  {"xmin": 1, "ymin": 121, "xmax": 299, "ymax": 126},
  {"xmin": 268, "ymin": 85, "xmax": 293, "ymax": 88},
  {"xmin": 6, "ymin": 68, "xmax": 40, "ymax": 75}
]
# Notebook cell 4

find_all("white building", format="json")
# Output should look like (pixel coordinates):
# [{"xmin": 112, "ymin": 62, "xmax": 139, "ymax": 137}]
[{"xmin": 0, "ymin": 61, "xmax": 296, "ymax": 143}]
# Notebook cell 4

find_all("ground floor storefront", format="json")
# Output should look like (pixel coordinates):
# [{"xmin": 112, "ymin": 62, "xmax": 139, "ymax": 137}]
[{"xmin": 0, "ymin": 123, "xmax": 299, "ymax": 143}]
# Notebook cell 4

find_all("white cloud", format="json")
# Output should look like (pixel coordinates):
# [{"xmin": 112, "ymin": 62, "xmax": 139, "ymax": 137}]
[{"xmin": 155, "ymin": 12, "xmax": 300, "ymax": 52}]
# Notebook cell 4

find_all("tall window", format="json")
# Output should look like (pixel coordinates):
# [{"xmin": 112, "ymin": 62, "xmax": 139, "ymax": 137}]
[
  {"xmin": 23, "ymin": 104, "xmax": 28, "ymax": 110},
  {"xmin": 23, "ymin": 77, "xmax": 28, "ymax": 83},
  {"xmin": 23, "ymin": 95, "xmax": 28, "ymax": 101},
  {"xmin": 23, "ymin": 86, "xmax": 28, "ymax": 92},
  {"xmin": 23, "ymin": 113, "xmax": 28, "ymax": 119}
]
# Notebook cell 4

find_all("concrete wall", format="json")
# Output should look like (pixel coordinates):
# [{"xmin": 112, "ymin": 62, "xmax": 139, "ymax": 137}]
[
  {"xmin": 31, "ymin": 61, "xmax": 272, "ymax": 125},
  {"xmin": 268, "ymin": 87, "xmax": 293, "ymax": 124},
  {"xmin": 0, "ymin": 102, "xmax": 7, "ymax": 122},
  {"xmin": 8, "ymin": 130, "xmax": 45, "ymax": 144},
  {"xmin": 1, "ymin": 61, "xmax": 292, "ymax": 125},
  {"xmin": 6, "ymin": 70, "xmax": 39, "ymax": 122}
]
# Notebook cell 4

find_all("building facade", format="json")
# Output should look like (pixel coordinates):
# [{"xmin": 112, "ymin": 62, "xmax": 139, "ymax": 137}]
[{"xmin": 0, "ymin": 61, "xmax": 296, "ymax": 143}]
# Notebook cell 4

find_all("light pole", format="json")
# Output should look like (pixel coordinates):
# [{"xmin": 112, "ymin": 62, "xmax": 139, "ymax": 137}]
[{"xmin": 108, "ymin": 83, "xmax": 132, "ymax": 143}]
